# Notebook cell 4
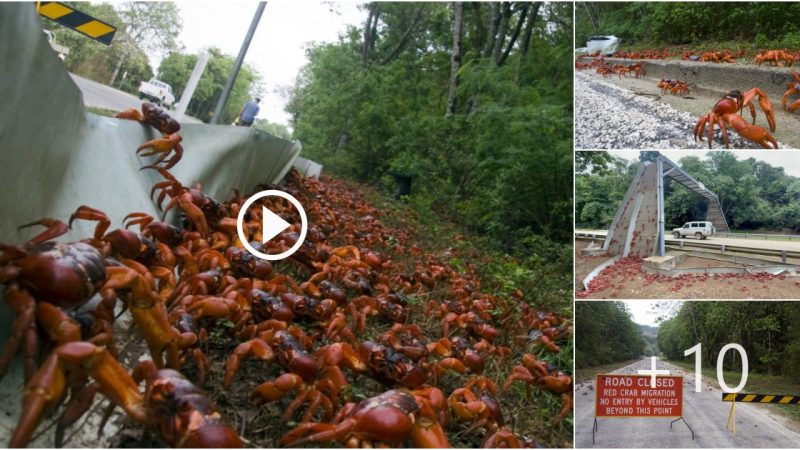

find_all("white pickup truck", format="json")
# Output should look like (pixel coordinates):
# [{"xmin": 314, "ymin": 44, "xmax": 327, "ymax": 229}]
[{"xmin": 138, "ymin": 79, "xmax": 175, "ymax": 108}]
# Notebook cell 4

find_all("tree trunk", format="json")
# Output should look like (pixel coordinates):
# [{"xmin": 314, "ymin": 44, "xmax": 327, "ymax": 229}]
[
  {"xmin": 492, "ymin": 3, "xmax": 511, "ymax": 64},
  {"xmin": 109, "ymin": 53, "xmax": 126, "ymax": 86},
  {"xmin": 362, "ymin": 3, "xmax": 380, "ymax": 63},
  {"xmin": 446, "ymin": 2, "xmax": 463, "ymax": 118},
  {"xmin": 481, "ymin": 2, "xmax": 501, "ymax": 58},
  {"xmin": 497, "ymin": 3, "xmax": 528, "ymax": 67},
  {"xmin": 470, "ymin": 3, "xmax": 484, "ymax": 52},
  {"xmin": 379, "ymin": 7, "xmax": 424, "ymax": 66},
  {"xmin": 519, "ymin": 2, "xmax": 542, "ymax": 57}
]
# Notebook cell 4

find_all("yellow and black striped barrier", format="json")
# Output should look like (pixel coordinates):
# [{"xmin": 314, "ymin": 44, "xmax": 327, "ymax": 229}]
[
  {"xmin": 37, "ymin": 1, "xmax": 116, "ymax": 45},
  {"xmin": 722, "ymin": 393, "xmax": 800, "ymax": 435},
  {"xmin": 722, "ymin": 393, "xmax": 800, "ymax": 404}
]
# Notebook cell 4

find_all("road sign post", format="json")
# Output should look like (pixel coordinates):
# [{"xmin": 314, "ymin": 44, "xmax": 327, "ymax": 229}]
[{"xmin": 593, "ymin": 374, "xmax": 694, "ymax": 444}]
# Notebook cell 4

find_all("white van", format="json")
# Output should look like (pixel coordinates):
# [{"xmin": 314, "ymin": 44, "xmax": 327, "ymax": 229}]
[
  {"xmin": 585, "ymin": 36, "xmax": 620, "ymax": 56},
  {"xmin": 672, "ymin": 221, "xmax": 715, "ymax": 240}
]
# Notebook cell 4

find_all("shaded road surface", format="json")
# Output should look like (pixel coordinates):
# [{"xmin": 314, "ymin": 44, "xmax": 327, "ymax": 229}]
[
  {"xmin": 576, "ymin": 229, "xmax": 800, "ymax": 253},
  {"xmin": 576, "ymin": 359, "xmax": 800, "ymax": 448},
  {"xmin": 70, "ymin": 74, "xmax": 201, "ymax": 123}
]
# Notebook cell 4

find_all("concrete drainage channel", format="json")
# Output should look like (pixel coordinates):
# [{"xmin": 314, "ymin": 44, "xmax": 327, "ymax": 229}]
[
  {"xmin": 576, "ymin": 57, "xmax": 800, "ymax": 148},
  {"xmin": 641, "ymin": 251, "xmax": 800, "ymax": 277}
]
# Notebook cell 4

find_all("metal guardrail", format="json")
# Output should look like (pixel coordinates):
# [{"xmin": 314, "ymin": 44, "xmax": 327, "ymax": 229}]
[
  {"xmin": 575, "ymin": 232, "xmax": 800, "ymax": 263},
  {"xmin": 715, "ymin": 232, "xmax": 800, "ymax": 241},
  {"xmin": 665, "ymin": 241, "xmax": 800, "ymax": 263}
]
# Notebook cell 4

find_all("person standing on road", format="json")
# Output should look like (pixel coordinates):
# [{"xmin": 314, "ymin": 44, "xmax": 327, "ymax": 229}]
[{"xmin": 238, "ymin": 97, "xmax": 260, "ymax": 127}]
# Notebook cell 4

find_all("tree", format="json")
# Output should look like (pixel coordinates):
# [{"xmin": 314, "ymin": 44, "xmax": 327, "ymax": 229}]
[
  {"xmin": 158, "ymin": 48, "xmax": 262, "ymax": 124},
  {"xmin": 41, "ymin": 2, "xmax": 156, "ymax": 96},
  {"xmin": 110, "ymin": 2, "xmax": 182, "ymax": 86},
  {"xmin": 446, "ymin": 2, "xmax": 463, "ymax": 117},
  {"xmin": 577, "ymin": 153, "xmax": 800, "ymax": 233},
  {"xmin": 576, "ymin": 302, "xmax": 646, "ymax": 368},
  {"xmin": 253, "ymin": 119, "xmax": 291, "ymax": 140},
  {"xmin": 287, "ymin": 2, "xmax": 573, "ymax": 252}
]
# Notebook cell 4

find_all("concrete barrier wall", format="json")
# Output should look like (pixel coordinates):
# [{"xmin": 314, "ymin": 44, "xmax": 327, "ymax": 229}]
[
  {"xmin": 0, "ymin": 5, "xmax": 301, "ymax": 438},
  {"xmin": 293, "ymin": 156, "xmax": 323, "ymax": 178},
  {"xmin": 1, "ymin": 3, "xmax": 300, "ymax": 244},
  {"xmin": 604, "ymin": 57, "xmax": 798, "ymax": 101}
]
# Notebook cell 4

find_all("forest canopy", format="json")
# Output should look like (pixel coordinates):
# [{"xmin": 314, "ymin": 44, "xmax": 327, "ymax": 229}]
[
  {"xmin": 658, "ymin": 302, "xmax": 800, "ymax": 380},
  {"xmin": 576, "ymin": 2, "xmax": 800, "ymax": 49},
  {"xmin": 576, "ymin": 152, "xmax": 800, "ymax": 233},
  {"xmin": 288, "ymin": 2, "xmax": 573, "ymax": 262},
  {"xmin": 576, "ymin": 302, "xmax": 646, "ymax": 369}
]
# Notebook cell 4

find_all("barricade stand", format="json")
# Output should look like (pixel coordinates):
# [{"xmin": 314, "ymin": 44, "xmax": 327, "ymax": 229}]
[{"xmin": 722, "ymin": 392, "xmax": 800, "ymax": 435}]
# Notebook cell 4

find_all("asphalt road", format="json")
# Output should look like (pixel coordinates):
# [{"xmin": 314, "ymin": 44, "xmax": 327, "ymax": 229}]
[
  {"xmin": 576, "ymin": 229, "xmax": 800, "ymax": 253},
  {"xmin": 69, "ymin": 74, "xmax": 201, "ymax": 123},
  {"xmin": 576, "ymin": 359, "xmax": 800, "ymax": 448}
]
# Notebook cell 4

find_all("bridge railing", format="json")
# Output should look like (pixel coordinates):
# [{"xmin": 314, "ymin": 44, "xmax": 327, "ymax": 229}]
[
  {"xmin": 575, "ymin": 231, "xmax": 800, "ymax": 263},
  {"xmin": 714, "ymin": 232, "xmax": 800, "ymax": 241}
]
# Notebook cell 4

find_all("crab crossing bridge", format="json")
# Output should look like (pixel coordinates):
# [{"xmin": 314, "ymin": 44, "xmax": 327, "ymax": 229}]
[{"xmin": 601, "ymin": 153, "xmax": 729, "ymax": 259}]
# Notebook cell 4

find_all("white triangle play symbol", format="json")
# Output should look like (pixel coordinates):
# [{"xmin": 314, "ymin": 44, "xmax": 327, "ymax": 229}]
[{"xmin": 261, "ymin": 206, "xmax": 291, "ymax": 244}]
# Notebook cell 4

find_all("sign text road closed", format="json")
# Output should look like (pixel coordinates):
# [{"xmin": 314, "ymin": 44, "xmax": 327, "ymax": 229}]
[{"xmin": 596, "ymin": 374, "xmax": 683, "ymax": 418}]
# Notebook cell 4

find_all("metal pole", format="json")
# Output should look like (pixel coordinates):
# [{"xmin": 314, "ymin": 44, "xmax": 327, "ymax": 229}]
[
  {"xmin": 657, "ymin": 157, "xmax": 666, "ymax": 256},
  {"xmin": 210, "ymin": 1, "xmax": 266, "ymax": 124},
  {"xmin": 175, "ymin": 50, "xmax": 209, "ymax": 122}
]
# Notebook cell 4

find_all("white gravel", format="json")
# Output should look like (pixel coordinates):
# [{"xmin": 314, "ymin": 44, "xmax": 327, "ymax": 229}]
[{"xmin": 575, "ymin": 71, "xmax": 781, "ymax": 149}]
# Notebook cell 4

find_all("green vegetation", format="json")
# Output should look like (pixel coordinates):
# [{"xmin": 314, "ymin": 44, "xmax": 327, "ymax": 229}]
[
  {"xmin": 640, "ymin": 324, "xmax": 659, "ymax": 357},
  {"xmin": 671, "ymin": 360, "xmax": 800, "ymax": 422},
  {"xmin": 576, "ymin": 2, "xmax": 800, "ymax": 50},
  {"xmin": 157, "ymin": 49, "xmax": 263, "ymax": 124},
  {"xmin": 659, "ymin": 302, "xmax": 800, "ymax": 380},
  {"xmin": 288, "ymin": 2, "xmax": 573, "ymax": 272},
  {"xmin": 354, "ymin": 180, "xmax": 572, "ymax": 315},
  {"xmin": 576, "ymin": 152, "xmax": 800, "ymax": 233},
  {"xmin": 576, "ymin": 302, "xmax": 646, "ymax": 369},
  {"xmin": 42, "ymin": 2, "xmax": 264, "ymax": 124},
  {"xmin": 42, "ymin": 2, "xmax": 180, "ymax": 98},
  {"xmin": 86, "ymin": 106, "xmax": 117, "ymax": 117}
]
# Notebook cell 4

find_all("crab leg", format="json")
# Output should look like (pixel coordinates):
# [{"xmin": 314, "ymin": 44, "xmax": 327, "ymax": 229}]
[{"xmin": 9, "ymin": 342, "xmax": 145, "ymax": 448}]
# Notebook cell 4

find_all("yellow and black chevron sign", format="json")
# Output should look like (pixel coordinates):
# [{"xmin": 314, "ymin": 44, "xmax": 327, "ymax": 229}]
[
  {"xmin": 722, "ymin": 393, "xmax": 800, "ymax": 404},
  {"xmin": 37, "ymin": 2, "xmax": 117, "ymax": 45}
]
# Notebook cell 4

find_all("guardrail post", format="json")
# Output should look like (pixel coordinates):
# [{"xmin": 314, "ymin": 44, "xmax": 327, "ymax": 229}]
[
  {"xmin": 782, "ymin": 250, "xmax": 787, "ymax": 264},
  {"xmin": 721, "ymin": 244, "xmax": 725, "ymax": 254},
  {"xmin": 680, "ymin": 241, "xmax": 684, "ymax": 249}
]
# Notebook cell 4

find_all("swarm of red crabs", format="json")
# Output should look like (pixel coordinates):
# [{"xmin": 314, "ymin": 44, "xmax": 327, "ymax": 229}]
[{"xmin": 0, "ymin": 103, "xmax": 572, "ymax": 448}]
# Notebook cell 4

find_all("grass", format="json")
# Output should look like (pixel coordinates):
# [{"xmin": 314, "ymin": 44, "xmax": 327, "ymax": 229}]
[
  {"xmin": 575, "ymin": 359, "xmax": 640, "ymax": 383},
  {"xmin": 86, "ymin": 106, "xmax": 118, "ymax": 117},
  {"xmin": 670, "ymin": 360, "xmax": 800, "ymax": 423}
]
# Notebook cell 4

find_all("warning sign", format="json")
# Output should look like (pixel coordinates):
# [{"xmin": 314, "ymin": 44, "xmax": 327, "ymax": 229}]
[{"xmin": 596, "ymin": 374, "xmax": 683, "ymax": 418}]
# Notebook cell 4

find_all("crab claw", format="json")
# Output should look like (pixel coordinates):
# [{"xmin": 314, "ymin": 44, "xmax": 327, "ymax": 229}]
[
  {"xmin": 136, "ymin": 133, "xmax": 182, "ymax": 157},
  {"xmin": 114, "ymin": 108, "xmax": 145, "ymax": 122},
  {"xmin": 725, "ymin": 114, "xmax": 778, "ymax": 149}
]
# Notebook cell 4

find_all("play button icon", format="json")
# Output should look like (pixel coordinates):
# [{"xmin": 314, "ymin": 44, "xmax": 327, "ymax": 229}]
[
  {"xmin": 260, "ymin": 206, "xmax": 292, "ymax": 244},
  {"xmin": 236, "ymin": 189, "xmax": 308, "ymax": 261}
]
